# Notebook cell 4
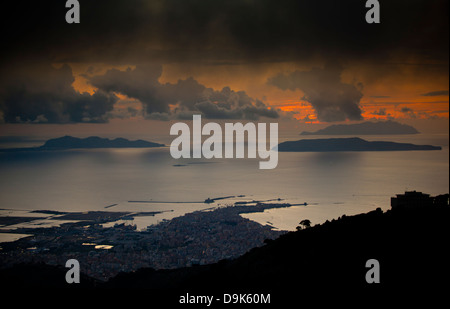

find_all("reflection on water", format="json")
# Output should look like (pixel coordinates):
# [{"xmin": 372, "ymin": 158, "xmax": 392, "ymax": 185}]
[
  {"xmin": 0, "ymin": 219, "xmax": 80, "ymax": 231},
  {"xmin": 0, "ymin": 233, "xmax": 32, "ymax": 243},
  {"xmin": 309, "ymin": 151, "xmax": 363, "ymax": 165},
  {"xmin": 95, "ymin": 245, "xmax": 113, "ymax": 250},
  {"xmin": 0, "ymin": 134, "xmax": 448, "ymax": 231},
  {"xmin": 81, "ymin": 243, "xmax": 113, "ymax": 250}
]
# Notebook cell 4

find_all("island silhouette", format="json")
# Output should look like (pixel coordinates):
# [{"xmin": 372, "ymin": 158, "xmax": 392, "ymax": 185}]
[
  {"xmin": 0, "ymin": 136, "xmax": 165, "ymax": 151},
  {"xmin": 277, "ymin": 137, "xmax": 441, "ymax": 152}
]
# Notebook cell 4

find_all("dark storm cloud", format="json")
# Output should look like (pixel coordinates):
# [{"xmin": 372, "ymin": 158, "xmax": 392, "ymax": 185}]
[
  {"xmin": 421, "ymin": 90, "xmax": 449, "ymax": 97},
  {"xmin": 89, "ymin": 65, "xmax": 170, "ymax": 114},
  {"xmin": 193, "ymin": 100, "xmax": 279, "ymax": 120},
  {"xmin": 2, "ymin": 0, "xmax": 448, "ymax": 65},
  {"xmin": 0, "ymin": 62, "xmax": 118, "ymax": 123},
  {"xmin": 401, "ymin": 107, "xmax": 414, "ymax": 113},
  {"xmin": 401, "ymin": 107, "xmax": 417, "ymax": 119},
  {"xmin": 1, "ymin": 0, "xmax": 447, "ymax": 123},
  {"xmin": 371, "ymin": 108, "xmax": 387, "ymax": 116},
  {"xmin": 89, "ymin": 64, "xmax": 279, "ymax": 120},
  {"xmin": 268, "ymin": 61, "xmax": 363, "ymax": 122}
]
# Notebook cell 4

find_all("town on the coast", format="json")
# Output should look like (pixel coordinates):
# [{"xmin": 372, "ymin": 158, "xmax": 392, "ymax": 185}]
[{"xmin": 0, "ymin": 201, "xmax": 292, "ymax": 280}]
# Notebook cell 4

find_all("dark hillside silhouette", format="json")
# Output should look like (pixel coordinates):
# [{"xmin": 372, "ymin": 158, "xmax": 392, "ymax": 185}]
[{"xmin": 1, "ymin": 192, "xmax": 448, "ymax": 303}]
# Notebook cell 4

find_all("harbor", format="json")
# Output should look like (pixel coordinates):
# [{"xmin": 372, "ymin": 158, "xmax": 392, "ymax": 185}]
[{"xmin": 0, "ymin": 198, "xmax": 302, "ymax": 280}]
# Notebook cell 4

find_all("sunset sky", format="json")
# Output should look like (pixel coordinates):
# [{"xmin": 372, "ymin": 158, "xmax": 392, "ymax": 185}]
[{"xmin": 0, "ymin": 0, "xmax": 448, "ymax": 140}]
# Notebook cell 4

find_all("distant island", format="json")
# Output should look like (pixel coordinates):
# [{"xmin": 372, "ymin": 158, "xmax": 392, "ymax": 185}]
[
  {"xmin": 0, "ymin": 136, "xmax": 165, "ymax": 151},
  {"xmin": 300, "ymin": 120, "xmax": 419, "ymax": 135},
  {"xmin": 277, "ymin": 137, "xmax": 441, "ymax": 152}
]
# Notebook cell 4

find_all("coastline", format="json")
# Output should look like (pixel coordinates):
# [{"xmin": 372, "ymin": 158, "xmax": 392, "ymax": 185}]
[
  {"xmin": 0, "ymin": 199, "xmax": 448, "ymax": 297},
  {"xmin": 0, "ymin": 200, "xmax": 299, "ymax": 280}
]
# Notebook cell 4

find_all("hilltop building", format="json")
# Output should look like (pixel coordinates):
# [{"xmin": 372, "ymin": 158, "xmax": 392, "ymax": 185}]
[{"xmin": 391, "ymin": 191, "xmax": 449, "ymax": 210}]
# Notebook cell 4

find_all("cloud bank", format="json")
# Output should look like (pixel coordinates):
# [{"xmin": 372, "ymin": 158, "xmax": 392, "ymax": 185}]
[
  {"xmin": 421, "ymin": 90, "xmax": 449, "ymax": 97},
  {"xmin": 89, "ymin": 64, "xmax": 279, "ymax": 121},
  {"xmin": 0, "ymin": 63, "xmax": 279, "ymax": 124},
  {"xmin": 268, "ymin": 62, "xmax": 363, "ymax": 122},
  {"xmin": 0, "ymin": 62, "xmax": 118, "ymax": 124},
  {"xmin": 2, "ymin": 0, "xmax": 448, "ymax": 66}
]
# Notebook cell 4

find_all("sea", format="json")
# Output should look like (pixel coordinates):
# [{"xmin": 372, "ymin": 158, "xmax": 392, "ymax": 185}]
[{"xmin": 0, "ymin": 133, "xmax": 448, "ymax": 242}]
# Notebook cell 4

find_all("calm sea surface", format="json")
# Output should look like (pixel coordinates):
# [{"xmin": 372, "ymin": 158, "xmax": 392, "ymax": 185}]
[{"xmin": 0, "ymin": 134, "xmax": 448, "ymax": 235}]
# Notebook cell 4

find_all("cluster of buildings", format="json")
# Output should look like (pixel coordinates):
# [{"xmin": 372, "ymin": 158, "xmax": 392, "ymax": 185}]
[
  {"xmin": 0, "ymin": 205, "xmax": 285, "ymax": 281},
  {"xmin": 4, "ymin": 192, "xmax": 445, "ymax": 281},
  {"xmin": 391, "ymin": 191, "xmax": 449, "ymax": 210}
]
